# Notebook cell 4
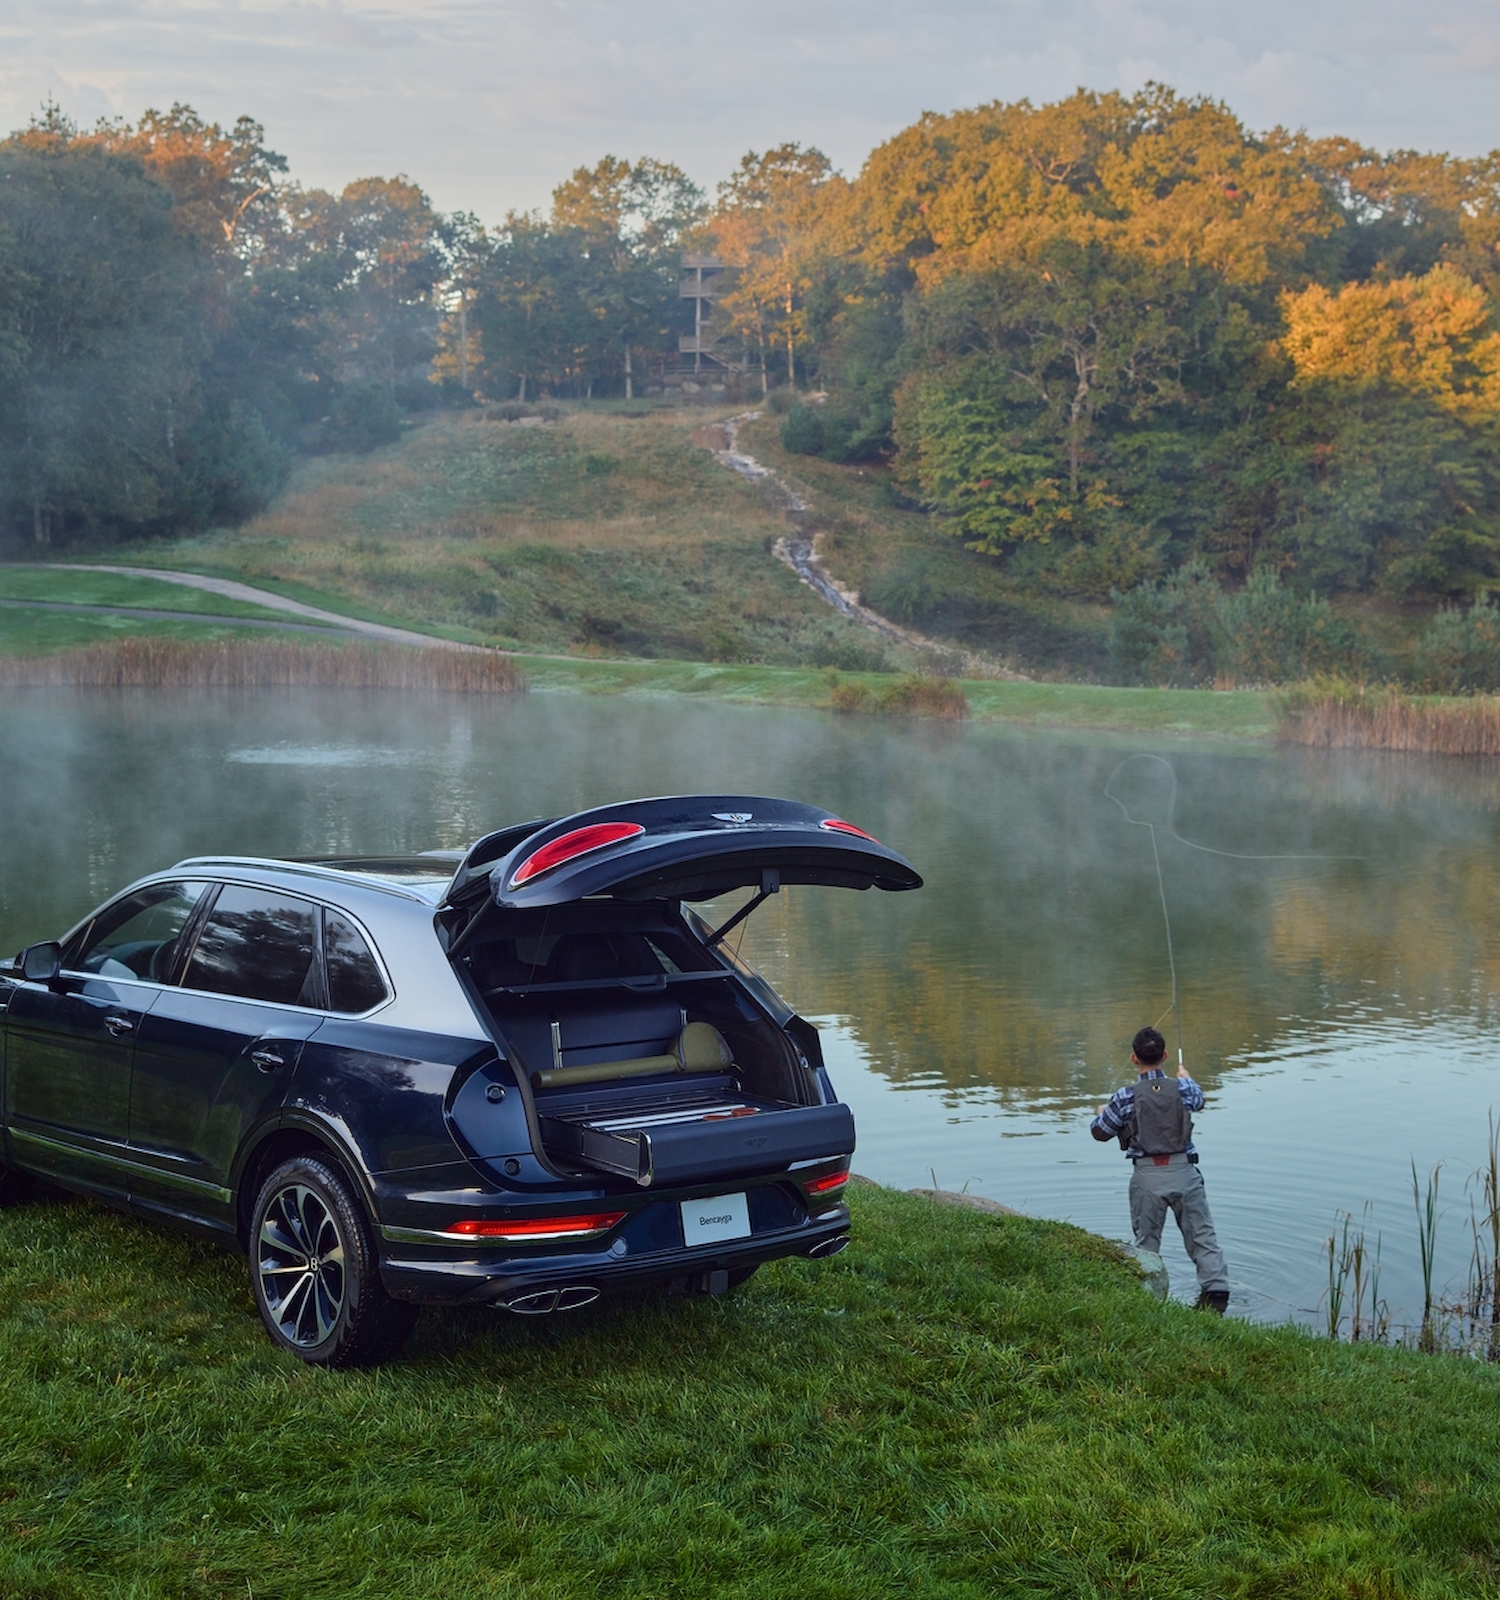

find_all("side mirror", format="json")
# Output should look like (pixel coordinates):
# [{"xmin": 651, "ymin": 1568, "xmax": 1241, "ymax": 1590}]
[{"xmin": 19, "ymin": 942, "xmax": 62, "ymax": 983}]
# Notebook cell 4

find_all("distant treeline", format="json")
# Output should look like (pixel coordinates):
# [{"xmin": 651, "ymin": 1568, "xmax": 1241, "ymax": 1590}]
[{"xmin": 5, "ymin": 90, "xmax": 1500, "ymax": 624}]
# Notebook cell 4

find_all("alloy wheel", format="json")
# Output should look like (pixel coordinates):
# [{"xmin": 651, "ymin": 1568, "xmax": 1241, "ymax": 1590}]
[{"xmin": 256, "ymin": 1182, "xmax": 347, "ymax": 1348}]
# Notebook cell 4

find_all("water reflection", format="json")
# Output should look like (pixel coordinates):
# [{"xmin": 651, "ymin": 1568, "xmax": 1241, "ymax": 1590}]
[{"xmin": 3, "ymin": 687, "xmax": 1500, "ymax": 1329}]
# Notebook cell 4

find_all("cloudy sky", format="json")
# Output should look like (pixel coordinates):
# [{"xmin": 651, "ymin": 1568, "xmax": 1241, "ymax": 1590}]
[{"xmin": 4, "ymin": 0, "xmax": 1498, "ymax": 219}]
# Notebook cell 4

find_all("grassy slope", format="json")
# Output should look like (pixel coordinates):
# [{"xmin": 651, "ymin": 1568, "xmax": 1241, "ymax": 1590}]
[
  {"xmin": 1, "ymin": 1183, "xmax": 1497, "ymax": 1598},
  {"xmin": 737, "ymin": 413, "xmax": 1118, "ymax": 678},
  {"xmin": 97, "ymin": 407, "xmax": 904, "ymax": 671}
]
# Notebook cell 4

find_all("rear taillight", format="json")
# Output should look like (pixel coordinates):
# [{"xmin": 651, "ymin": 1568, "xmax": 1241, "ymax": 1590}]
[
  {"xmin": 442, "ymin": 1211, "xmax": 627, "ymax": 1241},
  {"xmin": 820, "ymin": 818, "xmax": 878, "ymax": 842},
  {"xmin": 510, "ymin": 822, "xmax": 644, "ymax": 887},
  {"xmin": 804, "ymin": 1169, "xmax": 850, "ymax": 1196}
]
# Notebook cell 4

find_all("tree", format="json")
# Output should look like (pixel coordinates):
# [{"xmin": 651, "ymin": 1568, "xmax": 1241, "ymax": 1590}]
[
  {"xmin": 711, "ymin": 145, "xmax": 846, "ymax": 388},
  {"xmin": 0, "ymin": 138, "xmax": 208, "ymax": 542},
  {"xmin": 549, "ymin": 156, "xmax": 701, "ymax": 398}
]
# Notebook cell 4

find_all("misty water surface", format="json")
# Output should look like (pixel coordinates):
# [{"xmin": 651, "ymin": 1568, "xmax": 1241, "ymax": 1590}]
[{"xmin": 4, "ymin": 686, "xmax": 1500, "ymax": 1331}]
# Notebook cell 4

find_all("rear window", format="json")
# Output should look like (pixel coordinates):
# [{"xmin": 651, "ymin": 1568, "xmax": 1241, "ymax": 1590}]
[{"xmin": 325, "ymin": 910, "xmax": 388, "ymax": 1013}]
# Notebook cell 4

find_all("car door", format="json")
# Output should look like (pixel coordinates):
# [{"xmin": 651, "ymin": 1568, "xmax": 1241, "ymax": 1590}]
[
  {"xmin": 127, "ymin": 883, "xmax": 325, "ymax": 1228},
  {"xmin": 3, "ymin": 881, "xmax": 207, "ymax": 1195}
]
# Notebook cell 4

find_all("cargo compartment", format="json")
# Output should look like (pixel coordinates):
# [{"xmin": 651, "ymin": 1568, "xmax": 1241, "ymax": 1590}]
[{"xmin": 458, "ymin": 907, "xmax": 853, "ymax": 1187}]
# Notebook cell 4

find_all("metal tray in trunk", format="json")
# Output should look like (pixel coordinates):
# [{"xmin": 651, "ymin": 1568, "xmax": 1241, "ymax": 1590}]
[{"xmin": 539, "ymin": 1092, "xmax": 854, "ymax": 1187}]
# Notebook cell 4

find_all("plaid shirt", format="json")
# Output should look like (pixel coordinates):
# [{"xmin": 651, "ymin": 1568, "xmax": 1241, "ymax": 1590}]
[{"xmin": 1090, "ymin": 1068, "xmax": 1204, "ymax": 1159}]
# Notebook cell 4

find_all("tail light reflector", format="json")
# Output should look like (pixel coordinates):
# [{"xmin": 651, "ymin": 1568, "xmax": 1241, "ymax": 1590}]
[
  {"xmin": 804, "ymin": 1169, "xmax": 850, "ymax": 1195},
  {"xmin": 820, "ymin": 818, "xmax": 878, "ymax": 842},
  {"xmin": 511, "ymin": 822, "xmax": 644, "ymax": 887},
  {"xmin": 443, "ymin": 1211, "xmax": 626, "ymax": 1241}
]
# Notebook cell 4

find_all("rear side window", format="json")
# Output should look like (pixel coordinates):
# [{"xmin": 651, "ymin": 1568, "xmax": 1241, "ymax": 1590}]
[
  {"xmin": 183, "ymin": 886, "xmax": 319, "ymax": 1006},
  {"xmin": 325, "ymin": 911, "xmax": 388, "ymax": 1013}
]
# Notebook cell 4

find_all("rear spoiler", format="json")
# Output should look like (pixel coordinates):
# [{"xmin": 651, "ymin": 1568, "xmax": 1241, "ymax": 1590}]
[{"xmin": 441, "ymin": 795, "xmax": 920, "ymax": 914}]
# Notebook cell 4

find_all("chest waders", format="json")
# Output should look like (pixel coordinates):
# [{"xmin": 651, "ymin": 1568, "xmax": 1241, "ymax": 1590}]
[{"xmin": 1131, "ymin": 1076, "xmax": 1193, "ymax": 1156}]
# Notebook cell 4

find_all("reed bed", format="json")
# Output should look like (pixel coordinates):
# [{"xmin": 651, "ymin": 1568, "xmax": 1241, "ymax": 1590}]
[
  {"xmin": 0, "ymin": 637, "xmax": 527, "ymax": 694},
  {"xmin": 1278, "ymin": 685, "xmax": 1500, "ymax": 755},
  {"xmin": 828, "ymin": 672, "xmax": 970, "ymax": 720}
]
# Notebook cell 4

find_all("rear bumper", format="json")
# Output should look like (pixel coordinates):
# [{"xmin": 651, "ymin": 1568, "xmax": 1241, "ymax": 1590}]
[{"xmin": 378, "ymin": 1203, "xmax": 851, "ymax": 1306}]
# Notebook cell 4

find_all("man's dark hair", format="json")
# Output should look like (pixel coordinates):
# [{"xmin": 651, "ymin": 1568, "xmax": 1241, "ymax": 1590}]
[{"xmin": 1132, "ymin": 1027, "xmax": 1166, "ymax": 1065}]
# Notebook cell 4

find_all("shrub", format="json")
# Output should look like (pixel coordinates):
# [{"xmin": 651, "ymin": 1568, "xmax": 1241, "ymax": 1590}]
[
  {"xmin": 863, "ymin": 555, "xmax": 937, "ymax": 626},
  {"xmin": 1411, "ymin": 597, "xmax": 1500, "ymax": 692},
  {"xmin": 780, "ymin": 403, "xmax": 826, "ymax": 456},
  {"xmin": 328, "ymin": 383, "xmax": 403, "ymax": 452},
  {"xmin": 1215, "ymin": 569, "xmax": 1369, "ymax": 685},
  {"xmin": 766, "ymin": 386, "xmax": 797, "ymax": 415},
  {"xmin": 1110, "ymin": 559, "xmax": 1221, "ymax": 686},
  {"xmin": 827, "ymin": 672, "xmax": 968, "ymax": 718}
]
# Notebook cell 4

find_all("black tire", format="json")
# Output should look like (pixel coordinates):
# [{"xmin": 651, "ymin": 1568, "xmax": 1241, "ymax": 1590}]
[{"xmin": 249, "ymin": 1155, "xmax": 415, "ymax": 1369}]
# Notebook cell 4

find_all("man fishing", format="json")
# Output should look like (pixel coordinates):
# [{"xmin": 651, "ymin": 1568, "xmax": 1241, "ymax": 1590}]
[{"xmin": 1091, "ymin": 1026, "xmax": 1230, "ymax": 1314}]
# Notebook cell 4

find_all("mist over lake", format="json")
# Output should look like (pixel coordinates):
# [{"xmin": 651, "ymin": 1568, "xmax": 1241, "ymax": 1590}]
[{"xmin": 5, "ymin": 685, "xmax": 1498, "ymax": 1330}]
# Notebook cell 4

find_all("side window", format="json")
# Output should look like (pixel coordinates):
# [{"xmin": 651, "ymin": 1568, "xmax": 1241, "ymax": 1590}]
[
  {"xmin": 68, "ymin": 882, "xmax": 206, "ymax": 981},
  {"xmin": 325, "ymin": 911, "xmax": 388, "ymax": 1013},
  {"xmin": 183, "ymin": 886, "xmax": 319, "ymax": 1006}
]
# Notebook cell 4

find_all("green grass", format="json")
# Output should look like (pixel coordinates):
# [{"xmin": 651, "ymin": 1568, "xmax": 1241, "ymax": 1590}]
[
  {"xmin": 0, "ymin": 567, "xmax": 292, "ymax": 621},
  {"xmin": 2, "ymin": 1183, "xmax": 1498, "ymax": 1597},
  {"xmin": 519, "ymin": 656, "xmax": 1276, "ymax": 736},
  {"xmin": 0, "ymin": 608, "xmax": 325, "ymax": 656}
]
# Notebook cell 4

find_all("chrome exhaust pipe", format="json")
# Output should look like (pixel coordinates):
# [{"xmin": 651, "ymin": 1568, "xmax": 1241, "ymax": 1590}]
[
  {"xmin": 500, "ymin": 1285, "xmax": 601, "ymax": 1315},
  {"xmin": 807, "ymin": 1234, "xmax": 849, "ymax": 1259},
  {"xmin": 502, "ymin": 1289, "xmax": 560, "ymax": 1315}
]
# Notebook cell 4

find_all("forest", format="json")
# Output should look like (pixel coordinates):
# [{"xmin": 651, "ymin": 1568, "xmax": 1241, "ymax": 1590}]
[{"xmin": 3, "ymin": 89, "xmax": 1500, "ymax": 684}]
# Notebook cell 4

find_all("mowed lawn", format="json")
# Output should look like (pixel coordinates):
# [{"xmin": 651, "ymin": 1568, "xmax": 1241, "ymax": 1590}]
[{"xmin": 1, "ymin": 1182, "xmax": 1497, "ymax": 1598}]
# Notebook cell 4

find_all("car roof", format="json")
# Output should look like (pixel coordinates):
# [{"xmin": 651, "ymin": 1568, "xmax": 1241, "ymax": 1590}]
[{"xmin": 170, "ymin": 855, "xmax": 457, "ymax": 906}]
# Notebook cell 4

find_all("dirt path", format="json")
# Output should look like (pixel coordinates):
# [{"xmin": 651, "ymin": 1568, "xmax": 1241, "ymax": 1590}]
[
  {"xmin": 696, "ymin": 414, "xmax": 1028, "ymax": 681},
  {"xmin": 20, "ymin": 565, "xmax": 478, "ymax": 652}
]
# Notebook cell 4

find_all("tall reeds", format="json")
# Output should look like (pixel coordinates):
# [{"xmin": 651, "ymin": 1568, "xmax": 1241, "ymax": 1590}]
[
  {"xmin": 1278, "ymin": 683, "xmax": 1500, "ymax": 756},
  {"xmin": 1467, "ymin": 1112, "xmax": 1500, "ymax": 1361},
  {"xmin": 0, "ymin": 638, "xmax": 527, "ymax": 694},
  {"xmin": 1324, "ymin": 1205, "xmax": 1387, "ymax": 1343},
  {"xmin": 827, "ymin": 672, "xmax": 969, "ymax": 720},
  {"xmin": 1412, "ymin": 1159, "xmax": 1443, "ymax": 1353}
]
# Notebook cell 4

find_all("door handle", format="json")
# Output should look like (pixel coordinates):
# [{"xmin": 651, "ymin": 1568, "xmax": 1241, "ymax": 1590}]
[
  {"xmin": 251, "ymin": 1048, "xmax": 286, "ymax": 1073},
  {"xmin": 104, "ymin": 1015, "xmax": 134, "ymax": 1037}
]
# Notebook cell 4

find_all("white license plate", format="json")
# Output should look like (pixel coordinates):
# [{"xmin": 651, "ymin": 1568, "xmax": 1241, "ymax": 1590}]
[{"xmin": 680, "ymin": 1192, "xmax": 751, "ymax": 1247}]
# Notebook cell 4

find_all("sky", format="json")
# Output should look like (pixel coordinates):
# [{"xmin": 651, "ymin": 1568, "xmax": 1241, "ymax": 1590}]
[{"xmin": 3, "ymin": 0, "xmax": 1498, "ymax": 220}]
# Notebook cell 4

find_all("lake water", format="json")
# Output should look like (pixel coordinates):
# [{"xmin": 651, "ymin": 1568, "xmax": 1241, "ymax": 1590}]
[{"xmin": 4, "ymin": 685, "xmax": 1500, "ymax": 1332}]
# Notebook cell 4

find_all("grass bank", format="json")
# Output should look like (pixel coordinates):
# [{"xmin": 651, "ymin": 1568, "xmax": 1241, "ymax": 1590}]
[
  {"xmin": 519, "ymin": 655, "xmax": 1277, "ymax": 736},
  {"xmin": 2, "ymin": 1182, "xmax": 1498, "ymax": 1597}
]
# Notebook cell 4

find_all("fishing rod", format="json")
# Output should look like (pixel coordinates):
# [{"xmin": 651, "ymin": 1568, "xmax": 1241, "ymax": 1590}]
[{"xmin": 1103, "ymin": 753, "xmax": 1362, "ymax": 1071}]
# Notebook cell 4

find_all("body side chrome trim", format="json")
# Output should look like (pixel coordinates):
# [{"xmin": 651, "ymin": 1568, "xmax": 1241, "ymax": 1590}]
[{"xmin": 9, "ymin": 1127, "xmax": 233, "ymax": 1204}]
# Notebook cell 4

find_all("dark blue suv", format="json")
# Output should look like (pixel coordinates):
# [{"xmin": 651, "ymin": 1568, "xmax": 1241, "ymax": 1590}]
[{"xmin": 0, "ymin": 796, "xmax": 920, "ymax": 1366}]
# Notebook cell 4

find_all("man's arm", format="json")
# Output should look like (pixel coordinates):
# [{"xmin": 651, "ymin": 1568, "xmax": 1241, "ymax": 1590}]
[{"xmin": 1091, "ymin": 1086, "xmax": 1131, "ymax": 1142}]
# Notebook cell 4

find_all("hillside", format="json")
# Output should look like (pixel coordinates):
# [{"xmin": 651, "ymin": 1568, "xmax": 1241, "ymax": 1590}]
[
  {"xmin": 98, "ymin": 405, "xmax": 924, "ymax": 673},
  {"xmin": 43, "ymin": 401, "xmax": 1123, "ymax": 682}
]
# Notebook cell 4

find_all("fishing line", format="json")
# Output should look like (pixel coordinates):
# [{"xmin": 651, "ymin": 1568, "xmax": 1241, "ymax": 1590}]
[{"xmin": 1104, "ymin": 753, "xmax": 1363, "ymax": 1067}]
